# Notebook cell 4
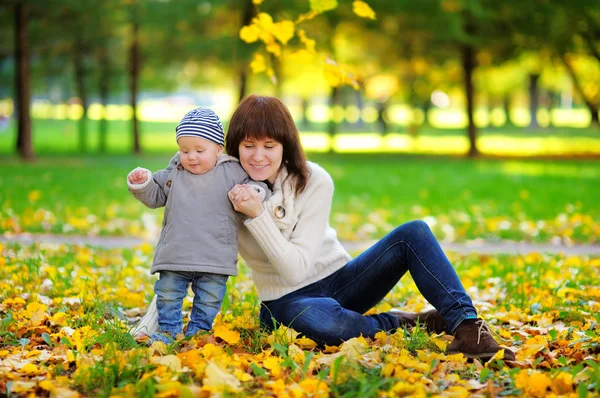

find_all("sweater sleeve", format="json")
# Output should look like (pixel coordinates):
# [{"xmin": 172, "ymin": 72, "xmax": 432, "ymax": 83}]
[{"xmin": 243, "ymin": 172, "xmax": 333, "ymax": 286}]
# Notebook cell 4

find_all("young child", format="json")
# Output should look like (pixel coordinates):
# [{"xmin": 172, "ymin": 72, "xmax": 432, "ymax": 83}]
[{"xmin": 127, "ymin": 108, "xmax": 267, "ymax": 343}]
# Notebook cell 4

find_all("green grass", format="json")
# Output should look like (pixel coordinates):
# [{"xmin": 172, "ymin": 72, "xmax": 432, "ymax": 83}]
[
  {"xmin": 1, "ymin": 118, "xmax": 600, "ymax": 155},
  {"xmin": 0, "ymin": 153, "xmax": 598, "ymax": 242}
]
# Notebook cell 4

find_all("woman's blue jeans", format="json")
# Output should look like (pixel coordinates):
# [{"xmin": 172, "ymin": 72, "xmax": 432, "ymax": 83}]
[{"xmin": 259, "ymin": 220, "xmax": 477, "ymax": 346}]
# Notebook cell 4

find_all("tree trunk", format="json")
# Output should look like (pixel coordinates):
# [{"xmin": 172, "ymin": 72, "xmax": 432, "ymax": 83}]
[
  {"xmin": 98, "ymin": 47, "xmax": 109, "ymax": 153},
  {"xmin": 15, "ymin": 2, "xmax": 34, "ymax": 160},
  {"xmin": 528, "ymin": 73, "xmax": 540, "ymax": 129},
  {"xmin": 560, "ymin": 54, "xmax": 599, "ymax": 127},
  {"xmin": 238, "ymin": 69, "xmax": 248, "ymax": 104},
  {"xmin": 327, "ymin": 86, "xmax": 339, "ymax": 145},
  {"xmin": 376, "ymin": 100, "xmax": 388, "ymax": 135},
  {"xmin": 129, "ymin": 20, "xmax": 141, "ymax": 154},
  {"xmin": 461, "ymin": 43, "xmax": 478, "ymax": 157},
  {"xmin": 73, "ymin": 42, "xmax": 88, "ymax": 152},
  {"xmin": 503, "ymin": 93, "xmax": 512, "ymax": 126},
  {"xmin": 355, "ymin": 89, "xmax": 364, "ymax": 129},
  {"xmin": 270, "ymin": 53, "xmax": 282, "ymax": 98},
  {"xmin": 301, "ymin": 97, "xmax": 311, "ymax": 129},
  {"xmin": 581, "ymin": 30, "xmax": 600, "ymax": 64},
  {"xmin": 237, "ymin": 0, "xmax": 255, "ymax": 104}
]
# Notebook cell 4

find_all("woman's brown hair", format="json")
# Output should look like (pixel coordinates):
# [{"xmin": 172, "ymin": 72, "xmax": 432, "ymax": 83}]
[{"xmin": 226, "ymin": 94, "xmax": 309, "ymax": 195}]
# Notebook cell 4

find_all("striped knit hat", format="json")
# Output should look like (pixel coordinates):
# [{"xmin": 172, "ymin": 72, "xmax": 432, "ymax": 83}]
[{"xmin": 175, "ymin": 108, "xmax": 224, "ymax": 146}]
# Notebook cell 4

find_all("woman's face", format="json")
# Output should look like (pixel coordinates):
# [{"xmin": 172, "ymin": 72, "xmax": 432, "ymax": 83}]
[{"xmin": 238, "ymin": 137, "xmax": 283, "ymax": 184}]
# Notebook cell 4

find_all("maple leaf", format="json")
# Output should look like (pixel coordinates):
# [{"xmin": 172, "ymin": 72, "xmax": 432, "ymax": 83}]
[
  {"xmin": 352, "ymin": 1, "xmax": 376, "ymax": 20},
  {"xmin": 272, "ymin": 20, "xmax": 295, "ymax": 45},
  {"xmin": 213, "ymin": 324, "xmax": 241, "ymax": 345},
  {"xmin": 202, "ymin": 360, "xmax": 241, "ymax": 393}
]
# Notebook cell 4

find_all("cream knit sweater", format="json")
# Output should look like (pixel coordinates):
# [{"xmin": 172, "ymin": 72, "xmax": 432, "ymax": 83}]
[{"xmin": 238, "ymin": 161, "xmax": 352, "ymax": 301}]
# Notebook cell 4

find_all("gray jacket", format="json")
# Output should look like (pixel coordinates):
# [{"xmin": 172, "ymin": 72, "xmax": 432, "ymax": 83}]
[{"xmin": 128, "ymin": 154, "xmax": 267, "ymax": 276}]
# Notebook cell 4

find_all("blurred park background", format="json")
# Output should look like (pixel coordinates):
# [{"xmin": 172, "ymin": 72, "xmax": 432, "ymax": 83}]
[
  {"xmin": 0, "ymin": 0, "xmax": 599, "ymax": 244},
  {"xmin": 1, "ymin": 3, "xmax": 600, "ymax": 396},
  {"xmin": 2, "ymin": 0, "xmax": 600, "ymax": 158}
]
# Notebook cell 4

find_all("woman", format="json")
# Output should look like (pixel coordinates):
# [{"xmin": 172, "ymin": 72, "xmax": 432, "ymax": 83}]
[{"xmin": 135, "ymin": 94, "xmax": 515, "ymax": 361}]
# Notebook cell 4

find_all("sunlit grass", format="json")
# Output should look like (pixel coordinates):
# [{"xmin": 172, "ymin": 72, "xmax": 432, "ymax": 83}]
[
  {"xmin": 1, "ymin": 154, "xmax": 598, "ymax": 243},
  {"xmin": 1, "ymin": 118, "xmax": 600, "ymax": 156}
]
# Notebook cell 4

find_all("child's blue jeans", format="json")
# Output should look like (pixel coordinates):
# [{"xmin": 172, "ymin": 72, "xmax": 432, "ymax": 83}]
[
  {"xmin": 154, "ymin": 270, "xmax": 228, "ymax": 339},
  {"xmin": 259, "ymin": 220, "xmax": 478, "ymax": 346}
]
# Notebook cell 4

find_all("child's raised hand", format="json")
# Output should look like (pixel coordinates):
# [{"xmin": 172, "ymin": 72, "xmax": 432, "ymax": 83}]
[{"xmin": 128, "ymin": 168, "xmax": 149, "ymax": 184}]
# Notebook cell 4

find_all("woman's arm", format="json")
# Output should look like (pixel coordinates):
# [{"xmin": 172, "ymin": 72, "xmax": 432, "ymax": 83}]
[{"xmin": 232, "ymin": 173, "xmax": 333, "ymax": 286}]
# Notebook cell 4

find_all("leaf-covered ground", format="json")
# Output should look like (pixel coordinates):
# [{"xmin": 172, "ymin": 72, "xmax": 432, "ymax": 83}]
[{"xmin": 1, "ymin": 242, "xmax": 599, "ymax": 397}]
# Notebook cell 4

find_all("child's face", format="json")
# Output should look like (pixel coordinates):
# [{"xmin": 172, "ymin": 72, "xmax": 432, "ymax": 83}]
[{"xmin": 177, "ymin": 136, "xmax": 223, "ymax": 175}]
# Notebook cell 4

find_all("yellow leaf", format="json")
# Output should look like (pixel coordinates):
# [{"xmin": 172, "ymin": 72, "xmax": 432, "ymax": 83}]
[
  {"xmin": 213, "ymin": 324, "xmax": 240, "ymax": 345},
  {"xmin": 309, "ymin": 0, "xmax": 338, "ymax": 13},
  {"xmin": 150, "ymin": 355, "xmax": 183, "ymax": 372},
  {"xmin": 431, "ymin": 336, "xmax": 447, "ymax": 351},
  {"xmin": 252, "ymin": 0, "xmax": 263, "ymax": 4},
  {"xmin": 551, "ymin": 372, "xmax": 573, "ymax": 394},
  {"xmin": 267, "ymin": 326, "xmax": 299, "ymax": 347},
  {"xmin": 295, "ymin": 336, "xmax": 317, "ymax": 349},
  {"xmin": 11, "ymin": 381, "xmax": 36, "ymax": 393},
  {"xmin": 51, "ymin": 312, "xmax": 68, "ymax": 325},
  {"xmin": 262, "ymin": 356, "xmax": 283, "ymax": 377},
  {"xmin": 298, "ymin": 29, "xmax": 316, "ymax": 52},
  {"xmin": 150, "ymin": 340, "xmax": 168, "ymax": 355},
  {"xmin": 201, "ymin": 343, "xmax": 224, "ymax": 359},
  {"xmin": 202, "ymin": 360, "xmax": 241, "ymax": 392},
  {"xmin": 254, "ymin": 12, "xmax": 274, "ymax": 32},
  {"xmin": 445, "ymin": 385, "xmax": 469, "ymax": 398},
  {"xmin": 25, "ymin": 349, "xmax": 41, "ymax": 358},
  {"xmin": 352, "ymin": 1, "xmax": 376, "ymax": 20},
  {"xmin": 272, "ymin": 20, "xmax": 295, "ymax": 45},
  {"xmin": 21, "ymin": 363, "xmax": 40, "ymax": 374},
  {"xmin": 250, "ymin": 53, "xmax": 267, "ymax": 74},
  {"xmin": 528, "ymin": 372, "xmax": 552, "ymax": 398},
  {"xmin": 287, "ymin": 343, "xmax": 305, "ymax": 363},
  {"xmin": 30, "ymin": 310, "xmax": 47, "ymax": 327},
  {"xmin": 521, "ymin": 335, "xmax": 548, "ymax": 358},
  {"xmin": 298, "ymin": 378, "xmax": 329, "ymax": 395},
  {"xmin": 239, "ymin": 24, "xmax": 260, "ymax": 43},
  {"xmin": 266, "ymin": 41, "xmax": 281, "ymax": 57},
  {"xmin": 39, "ymin": 380, "xmax": 56, "ymax": 391},
  {"xmin": 266, "ymin": 378, "xmax": 286, "ymax": 395},
  {"xmin": 25, "ymin": 302, "xmax": 48, "ymax": 318}
]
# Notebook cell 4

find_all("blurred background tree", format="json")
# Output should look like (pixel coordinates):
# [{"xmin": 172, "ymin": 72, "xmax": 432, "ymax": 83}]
[{"xmin": 1, "ymin": 0, "xmax": 599, "ymax": 159}]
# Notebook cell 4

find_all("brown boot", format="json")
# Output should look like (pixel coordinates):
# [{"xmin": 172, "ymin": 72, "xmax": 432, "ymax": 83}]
[
  {"xmin": 389, "ymin": 309, "xmax": 448, "ymax": 334},
  {"xmin": 447, "ymin": 318, "xmax": 516, "ymax": 361}
]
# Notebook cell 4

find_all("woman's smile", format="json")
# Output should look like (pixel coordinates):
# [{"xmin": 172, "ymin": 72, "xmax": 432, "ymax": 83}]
[{"xmin": 239, "ymin": 138, "xmax": 283, "ymax": 184}]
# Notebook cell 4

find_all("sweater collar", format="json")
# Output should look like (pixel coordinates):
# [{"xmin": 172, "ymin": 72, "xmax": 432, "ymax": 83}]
[{"xmin": 265, "ymin": 166, "xmax": 297, "ymax": 229}]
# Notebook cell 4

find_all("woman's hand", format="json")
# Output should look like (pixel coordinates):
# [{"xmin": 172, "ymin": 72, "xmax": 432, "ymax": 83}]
[{"xmin": 228, "ymin": 184, "xmax": 264, "ymax": 218}]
